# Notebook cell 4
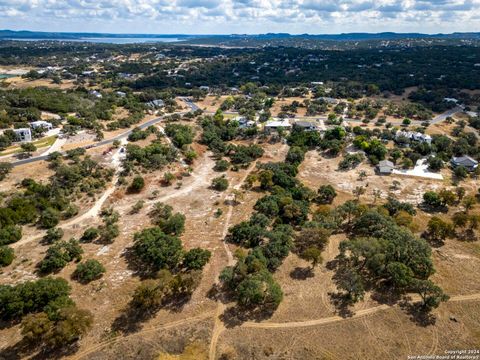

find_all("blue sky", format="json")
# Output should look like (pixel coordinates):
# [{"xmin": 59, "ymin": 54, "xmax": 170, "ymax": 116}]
[{"xmin": 0, "ymin": 0, "xmax": 478, "ymax": 34}]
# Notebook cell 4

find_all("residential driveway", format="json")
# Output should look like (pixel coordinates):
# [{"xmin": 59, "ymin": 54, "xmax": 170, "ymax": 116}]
[{"xmin": 392, "ymin": 158, "xmax": 443, "ymax": 180}]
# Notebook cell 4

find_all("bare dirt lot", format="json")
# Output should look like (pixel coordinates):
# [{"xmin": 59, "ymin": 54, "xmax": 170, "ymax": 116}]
[
  {"xmin": 195, "ymin": 96, "xmax": 231, "ymax": 113},
  {"xmin": 4, "ymin": 76, "xmax": 77, "ymax": 90}
]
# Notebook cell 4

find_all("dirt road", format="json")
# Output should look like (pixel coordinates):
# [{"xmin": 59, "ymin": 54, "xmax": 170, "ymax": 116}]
[
  {"xmin": 208, "ymin": 159, "xmax": 260, "ymax": 360},
  {"xmin": 242, "ymin": 292, "xmax": 480, "ymax": 330}
]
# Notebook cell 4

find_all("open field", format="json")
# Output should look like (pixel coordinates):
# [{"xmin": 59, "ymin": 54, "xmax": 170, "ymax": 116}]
[
  {"xmin": 3, "ymin": 76, "xmax": 78, "ymax": 90},
  {"xmin": 2, "ymin": 136, "xmax": 480, "ymax": 359}
]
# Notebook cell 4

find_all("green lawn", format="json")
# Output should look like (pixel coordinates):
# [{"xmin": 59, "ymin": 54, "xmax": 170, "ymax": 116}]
[{"xmin": 0, "ymin": 136, "xmax": 57, "ymax": 156}]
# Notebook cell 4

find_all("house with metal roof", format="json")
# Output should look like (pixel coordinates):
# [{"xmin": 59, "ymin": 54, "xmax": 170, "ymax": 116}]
[
  {"xmin": 451, "ymin": 156, "xmax": 478, "ymax": 171},
  {"xmin": 293, "ymin": 121, "xmax": 318, "ymax": 132},
  {"xmin": 396, "ymin": 130, "xmax": 432, "ymax": 145},
  {"xmin": 30, "ymin": 121, "xmax": 53, "ymax": 131},
  {"xmin": 377, "ymin": 160, "xmax": 395, "ymax": 174},
  {"xmin": 264, "ymin": 120, "xmax": 292, "ymax": 133}
]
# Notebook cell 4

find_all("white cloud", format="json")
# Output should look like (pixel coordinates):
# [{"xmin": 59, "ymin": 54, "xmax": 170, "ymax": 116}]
[{"xmin": 0, "ymin": 0, "xmax": 479, "ymax": 34}]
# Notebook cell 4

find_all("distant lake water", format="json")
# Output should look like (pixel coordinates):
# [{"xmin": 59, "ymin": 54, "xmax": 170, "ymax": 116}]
[
  {"xmin": 6, "ymin": 37, "xmax": 183, "ymax": 44},
  {"xmin": 0, "ymin": 74, "xmax": 15, "ymax": 79}
]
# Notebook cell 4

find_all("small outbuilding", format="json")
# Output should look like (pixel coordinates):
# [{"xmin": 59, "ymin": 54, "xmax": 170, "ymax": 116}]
[{"xmin": 377, "ymin": 160, "xmax": 395, "ymax": 174}]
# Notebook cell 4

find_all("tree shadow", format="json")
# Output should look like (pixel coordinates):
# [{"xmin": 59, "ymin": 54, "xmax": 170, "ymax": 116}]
[
  {"xmin": 207, "ymin": 282, "xmax": 277, "ymax": 328},
  {"xmin": 110, "ymin": 305, "xmax": 154, "ymax": 335},
  {"xmin": 398, "ymin": 299, "xmax": 437, "ymax": 327},
  {"xmin": 30, "ymin": 343, "xmax": 80, "ymax": 360},
  {"xmin": 223, "ymin": 199, "xmax": 239, "ymax": 207},
  {"xmin": 418, "ymin": 204, "xmax": 448, "ymax": 214},
  {"xmin": 456, "ymin": 229, "xmax": 478, "ymax": 242},
  {"xmin": 15, "ymin": 153, "xmax": 32, "ymax": 160},
  {"xmin": 325, "ymin": 258, "xmax": 340, "ymax": 271},
  {"xmin": 0, "ymin": 338, "xmax": 80, "ymax": 360},
  {"xmin": 121, "ymin": 246, "xmax": 157, "ymax": 279},
  {"xmin": 0, "ymin": 338, "xmax": 32, "ymax": 360},
  {"xmin": 421, "ymin": 232, "xmax": 446, "ymax": 248},
  {"xmin": 111, "ymin": 291, "xmax": 192, "ymax": 335},
  {"xmin": 219, "ymin": 304, "xmax": 277, "ymax": 329},
  {"xmin": 327, "ymin": 292, "xmax": 355, "ymax": 318},
  {"xmin": 289, "ymin": 266, "xmax": 314, "ymax": 280},
  {"xmin": 370, "ymin": 286, "xmax": 403, "ymax": 306}
]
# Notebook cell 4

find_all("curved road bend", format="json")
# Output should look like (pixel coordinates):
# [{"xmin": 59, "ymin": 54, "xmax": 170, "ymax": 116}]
[{"xmin": 11, "ymin": 112, "xmax": 188, "ymax": 167}]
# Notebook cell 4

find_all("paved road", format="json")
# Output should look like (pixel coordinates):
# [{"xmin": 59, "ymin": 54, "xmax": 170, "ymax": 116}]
[
  {"xmin": 430, "ymin": 106, "xmax": 463, "ymax": 124},
  {"xmin": 11, "ymin": 100, "xmax": 204, "ymax": 168},
  {"xmin": 11, "ymin": 114, "xmax": 175, "ymax": 167}
]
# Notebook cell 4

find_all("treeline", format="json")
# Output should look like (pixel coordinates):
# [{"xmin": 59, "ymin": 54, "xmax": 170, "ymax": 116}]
[
  {"xmin": 218, "ymin": 126, "xmax": 323, "ymax": 312},
  {"xmin": 130, "ymin": 46, "xmax": 480, "ymax": 105},
  {"xmin": 0, "ymin": 277, "xmax": 93, "ymax": 350}
]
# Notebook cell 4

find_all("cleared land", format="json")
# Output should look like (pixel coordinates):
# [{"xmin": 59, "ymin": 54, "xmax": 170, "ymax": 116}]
[{"xmin": 1, "ymin": 98, "xmax": 480, "ymax": 360}]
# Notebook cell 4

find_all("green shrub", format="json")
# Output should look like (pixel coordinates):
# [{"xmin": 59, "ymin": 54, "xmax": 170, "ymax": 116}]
[
  {"xmin": 0, "ymin": 246, "xmax": 14, "ymax": 267},
  {"xmin": 183, "ymin": 248, "xmax": 211, "ymax": 270},
  {"xmin": 81, "ymin": 227, "xmax": 99, "ymax": 242},
  {"xmin": 73, "ymin": 259, "xmax": 106, "ymax": 283},
  {"xmin": 133, "ymin": 227, "xmax": 184, "ymax": 270},
  {"xmin": 211, "ymin": 176, "xmax": 229, "ymax": 191},
  {"xmin": 128, "ymin": 176, "xmax": 145, "ymax": 193},
  {"xmin": 0, "ymin": 277, "xmax": 71, "ymax": 320},
  {"xmin": 39, "ymin": 208, "xmax": 60, "ymax": 229},
  {"xmin": 0, "ymin": 225, "xmax": 22, "ymax": 245},
  {"xmin": 43, "ymin": 228, "xmax": 64, "ymax": 244},
  {"xmin": 214, "ymin": 159, "xmax": 230, "ymax": 172},
  {"xmin": 39, "ymin": 239, "xmax": 83, "ymax": 274}
]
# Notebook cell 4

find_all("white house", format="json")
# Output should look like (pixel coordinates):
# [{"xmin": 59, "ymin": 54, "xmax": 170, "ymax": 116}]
[
  {"xmin": 30, "ymin": 121, "xmax": 53, "ymax": 131},
  {"xmin": 14, "ymin": 128, "xmax": 32, "ymax": 142},
  {"xmin": 264, "ymin": 120, "xmax": 292, "ymax": 133},
  {"xmin": 396, "ymin": 131, "xmax": 432, "ymax": 145},
  {"xmin": 146, "ymin": 99, "xmax": 164, "ymax": 108},
  {"xmin": 89, "ymin": 90, "xmax": 102, "ymax": 98},
  {"xmin": 377, "ymin": 160, "xmax": 395, "ymax": 174},
  {"xmin": 293, "ymin": 121, "xmax": 318, "ymax": 132}
]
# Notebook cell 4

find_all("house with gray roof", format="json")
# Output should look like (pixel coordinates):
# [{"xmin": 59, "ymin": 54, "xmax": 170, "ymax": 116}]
[
  {"xmin": 146, "ymin": 99, "xmax": 164, "ymax": 108},
  {"xmin": 293, "ymin": 121, "xmax": 318, "ymax": 132},
  {"xmin": 264, "ymin": 120, "xmax": 292, "ymax": 133},
  {"xmin": 377, "ymin": 160, "xmax": 395, "ymax": 174},
  {"xmin": 451, "ymin": 156, "xmax": 478, "ymax": 171}
]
